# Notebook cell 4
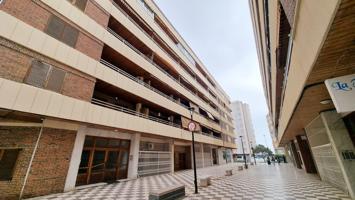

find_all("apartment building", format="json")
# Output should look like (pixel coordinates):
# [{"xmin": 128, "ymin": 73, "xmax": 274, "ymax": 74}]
[
  {"xmin": 250, "ymin": 0, "xmax": 355, "ymax": 198},
  {"xmin": 0, "ymin": 0, "xmax": 236, "ymax": 198},
  {"xmin": 231, "ymin": 101, "xmax": 256, "ymax": 162}
]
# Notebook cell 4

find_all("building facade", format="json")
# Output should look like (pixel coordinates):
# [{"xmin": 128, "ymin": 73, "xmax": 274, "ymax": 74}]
[
  {"xmin": 231, "ymin": 101, "xmax": 256, "ymax": 162},
  {"xmin": 250, "ymin": 0, "xmax": 355, "ymax": 198},
  {"xmin": 0, "ymin": 0, "xmax": 236, "ymax": 199}
]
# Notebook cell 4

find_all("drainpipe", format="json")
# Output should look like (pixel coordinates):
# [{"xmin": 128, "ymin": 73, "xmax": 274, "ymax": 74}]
[{"xmin": 19, "ymin": 123, "xmax": 44, "ymax": 200}]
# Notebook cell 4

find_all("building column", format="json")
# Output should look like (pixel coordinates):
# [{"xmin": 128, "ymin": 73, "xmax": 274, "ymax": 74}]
[
  {"xmin": 128, "ymin": 133, "xmax": 141, "ymax": 179},
  {"xmin": 64, "ymin": 128, "xmax": 86, "ymax": 192},
  {"xmin": 290, "ymin": 140, "xmax": 302, "ymax": 169},
  {"xmin": 321, "ymin": 111, "xmax": 355, "ymax": 199},
  {"xmin": 201, "ymin": 143, "xmax": 205, "ymax": 168},
  {"xmin": 295, "ymin": 134, "xmax": 317, "ymax": 173},
  {"xmin": 170, "ymin": 140, "xmax": 174, "ymax": 173}
]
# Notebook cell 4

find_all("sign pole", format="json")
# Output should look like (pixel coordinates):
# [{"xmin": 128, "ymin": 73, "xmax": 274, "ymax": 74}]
[{"xmin": 189, "ymin": 107, "xmax": 198, "ymax": 194}]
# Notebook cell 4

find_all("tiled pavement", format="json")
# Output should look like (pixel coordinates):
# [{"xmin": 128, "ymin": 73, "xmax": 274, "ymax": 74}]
[{"xmin": 29, "ymin": 163, "xmax": 351, "ymax": 200}]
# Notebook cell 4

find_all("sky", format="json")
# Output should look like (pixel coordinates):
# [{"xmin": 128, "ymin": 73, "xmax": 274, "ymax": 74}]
[{"xmin": 154, "ymin": 0, "xmax": 274, "ymax": 150}]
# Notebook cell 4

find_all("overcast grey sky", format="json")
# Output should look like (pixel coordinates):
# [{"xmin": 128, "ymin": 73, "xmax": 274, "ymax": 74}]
[{"xmin": 154, "ymin": 0, "xmax": 273, "ymax": 150}]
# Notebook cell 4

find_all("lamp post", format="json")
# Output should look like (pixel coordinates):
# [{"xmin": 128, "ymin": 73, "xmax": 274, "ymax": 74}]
[
  {"xmin": 240, "ymin": 136, "xmax": 248, "ymax": 169},
  {"xmin": 188, "ymin": 107, "xmax": 198, "ymax": 194}
]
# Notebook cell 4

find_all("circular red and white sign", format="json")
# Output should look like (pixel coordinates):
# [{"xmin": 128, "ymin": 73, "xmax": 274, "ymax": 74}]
[{"xmin": 188, "ymin": 122, "xmax": 196, "ymax": 132}]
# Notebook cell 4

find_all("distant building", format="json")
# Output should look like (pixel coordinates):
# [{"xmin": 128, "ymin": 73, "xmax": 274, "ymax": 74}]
[
  {"xmin": 266, "ymin": 113, "xmax": 284, "ymax": 155},
  {"xmin": 231, "ymin": 101, "xmax": 257, "ymax": 162}
]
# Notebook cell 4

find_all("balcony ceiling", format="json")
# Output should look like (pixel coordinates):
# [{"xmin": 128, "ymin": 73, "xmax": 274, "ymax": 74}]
[{"xmin": 279, "ymin": 0, "xmax": 355, "ymax": 146}]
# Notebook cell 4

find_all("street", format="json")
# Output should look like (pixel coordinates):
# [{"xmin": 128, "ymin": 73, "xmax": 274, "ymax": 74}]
[{"xmin": 28, "ymin": 163, "xmax": 351, "ymax": 200}]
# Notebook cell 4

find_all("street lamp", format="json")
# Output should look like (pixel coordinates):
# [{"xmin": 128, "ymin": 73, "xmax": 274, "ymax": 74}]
[
  {"xmin": 240, "ymin": 136, "xmax": 248, "ymax": 169},
  {"xmin": 188, "ymin": 107, "xmax": 198, "ymax": 194}
]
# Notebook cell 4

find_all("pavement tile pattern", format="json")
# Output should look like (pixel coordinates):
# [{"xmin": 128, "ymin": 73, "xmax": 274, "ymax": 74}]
[{"xmin": 28, "ymin": 163, "xmax": 351, "ymax": 200}]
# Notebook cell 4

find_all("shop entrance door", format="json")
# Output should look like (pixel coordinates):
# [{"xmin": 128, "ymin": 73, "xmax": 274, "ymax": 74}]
[
  {"xmin": 212, "ymin": 149, "xmax": 218, "ymax": 165},
  {"xmin": 76, "ymin": 136, "xmax": 130, "ymax": 186}
]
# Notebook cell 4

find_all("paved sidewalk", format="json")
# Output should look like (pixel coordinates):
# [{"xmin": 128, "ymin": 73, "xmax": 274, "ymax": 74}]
[{"xmin": 29, "ymin": 163, "xmax": 351, "ymax": 200}]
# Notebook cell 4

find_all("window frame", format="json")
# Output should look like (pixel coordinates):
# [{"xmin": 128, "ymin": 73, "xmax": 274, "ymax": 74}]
[
  {"xmin": 46, "ymin": 15, "xmax": 79, "ymax": 47},
  {"xmin": 0, "ymin": 148, "xmax": 21, "ymax": 181}
]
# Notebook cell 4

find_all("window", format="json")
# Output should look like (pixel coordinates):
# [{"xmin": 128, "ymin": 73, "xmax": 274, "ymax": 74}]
[
  {"xmin": 46, "ymin": 15, "xmax": 79, "ymax": 47},
  {"xmin": 67, "ymin": 0, "xmax": 88, "ymax": 11},
  {"xmin": 25, "ymin": 60, "xmax": 66, "ymax": 93},
  {"xmin": 0, "ymin": 149, "xmax": 20, "ymax": 181}
]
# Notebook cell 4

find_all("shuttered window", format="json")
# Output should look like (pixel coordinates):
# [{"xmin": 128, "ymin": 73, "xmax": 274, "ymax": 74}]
[
  {"xmin": 67, "ymin": 0, "xmax": 88, "ymax": 11},
  {"xmin": 46, "ymin": 15, "xmax": 79, "ymax": 47},
  {"xmin": 25, "ymin": 60, "xmax": 66, "ymax": 93},
  {"xmin": 25, "ymin": 60, "xmax": 50, "ymax": 88},
  {"xmin": 0, "ymin": 149, "xmax": 20, "ymax": 181},
  {"xmin": 46, "ymin": 67, "xmax": 66, "ymax": 92}
]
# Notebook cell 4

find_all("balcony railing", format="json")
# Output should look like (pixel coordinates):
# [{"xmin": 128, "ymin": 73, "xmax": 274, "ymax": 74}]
[
  {"xmin": 110, "ymin": 1, "xmax": 222, "ymax": 109},
  {"xmin": 107, "ymin": 27, "xmax": 219, "ymax": 115},
  {"xmin": 92, "ymin": 98, "xmax": 181, "ymax": 128},
  {"xmin": 99, "ymin": 59, "xmax": 221, "ymax": 127}
]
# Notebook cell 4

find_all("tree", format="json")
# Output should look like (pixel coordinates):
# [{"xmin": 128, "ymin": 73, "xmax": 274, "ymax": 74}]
[{"xmin": 253, "ymin": 144, "xmax": 273, "ymax": 156}]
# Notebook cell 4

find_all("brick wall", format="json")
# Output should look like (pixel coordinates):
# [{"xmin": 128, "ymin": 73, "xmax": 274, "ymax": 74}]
[
  {"xmin": 0, "ymin": 127, "xmax": 77, "ymax": 200},
  {"xmin": 85, "ymin": 0, "xmax": 110, "ymax": 28},
  {"xmin": 75, "ymin": 33, "xmax": 104, "ymax": 61},
  {"xmin": 0, "ymin": 0, "xmax": 51, "ymax": 31},
  {"xmin": 0, "ymin": 45, "xmax": 32, "ymax": 82},
  {"xmin": 0, "ymin": 127, "xmax": 39, "ymax": 200},
  {"xmin": 0, "ymin": 39, "xmax": 96, "ymax": 102},
  {"xmin": 0, "ymin": 0, "xmax": 104, "ymax": 61},
  {"xmin": 22, "ymin": 128, "xmax": 77, "ymax": 198},
  {"xmin": 62, "ymin": 72, "xmax": 95, "ymax": 101}
]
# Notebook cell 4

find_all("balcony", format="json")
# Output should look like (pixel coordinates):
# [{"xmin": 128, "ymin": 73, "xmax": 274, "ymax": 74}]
[
  {"xmin": 106, "ymin": 16, "xmax": 220, "ymax": 114},
  {"xmin": 110, "ymin": 0, "xmax": 223, "ymax": 109}
]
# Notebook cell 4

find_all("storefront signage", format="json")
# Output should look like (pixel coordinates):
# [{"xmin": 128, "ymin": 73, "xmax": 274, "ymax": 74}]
[{"xmin": 325, "ymin": 74, "xmax": 355, "ymax": 113}]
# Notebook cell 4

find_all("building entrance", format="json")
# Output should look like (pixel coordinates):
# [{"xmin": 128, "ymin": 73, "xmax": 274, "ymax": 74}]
[
  {"xmin": 174, "ymin": 145, "xmax": 191, "ymax": 171},
  {"xmin": 76, "ymin": 136, "xmax": 130, "ymax": 186},
  {"xmin": 212, "ymin": 148, "xmax": 218, "ymax": 165}
]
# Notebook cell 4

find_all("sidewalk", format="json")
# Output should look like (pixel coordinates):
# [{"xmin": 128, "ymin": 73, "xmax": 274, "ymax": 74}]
[{"xmin": 28, "ymin": 163, "xmax": 351, "ymax": 200}]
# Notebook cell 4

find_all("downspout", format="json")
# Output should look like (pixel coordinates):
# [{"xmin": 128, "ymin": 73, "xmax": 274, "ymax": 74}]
[{"xmin": 19, "ymin": 122, "xmax": 44, "ymax": 200}]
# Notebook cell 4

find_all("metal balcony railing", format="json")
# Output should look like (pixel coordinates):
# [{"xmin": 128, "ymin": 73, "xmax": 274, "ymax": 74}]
[
  {"xmin": 110, "ymin": 1, "xmax": 221, "ymax": 109},
  {"xmin": 99, "ymin": 59, "xmax": 220, "ymax": 127},
  {"xmin": 106, "ymin": 28, "xmax": 221, "ymax": 116},
  {"xmin": 91, "ymin": 98, "xmax": 181, "ymax": 128}
]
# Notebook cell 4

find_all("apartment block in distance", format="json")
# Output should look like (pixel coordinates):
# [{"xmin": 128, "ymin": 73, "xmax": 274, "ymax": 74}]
[
  {"xmin": 0, "ymin": 0, "xmax": 236, "ymax": 199},
  {"xmin": 231, "ymin": 101, "xmax": 256, "ymax": 162},
  {"xmin": 250, "ymin": 0, "xmax": 355, "ymax": 198}
]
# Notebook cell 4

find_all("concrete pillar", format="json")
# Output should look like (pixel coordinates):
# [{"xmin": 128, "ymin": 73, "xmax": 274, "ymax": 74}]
[
  {"xmin": 142, "ymin": 107, "xmax": 149, "ymax": 116},
  {"xmin": 290, "ymin": 140, "xmax": 302, "ymax": 169},
  {"xmin": 170, "ymin": 141, "xmax": 174, "ymax": 173},
  {"xmin": 321, "ymin": 111, "xmax": 355, "ymax": 199},
  {"xmin": 127, "ymin": 133, "xmax": 141, "ymax": 179},
  {"xmin": 64, "ymin": 128, "xmax": 86, "ymax": 192},
  {"xmin": 136, "ymin": 103, "xmax": 142, "ymax": 113},
  {"xmin": 201, "ymin": 144, "xmax": 205, "ymax": 168},
  {"xmin": 296, "ymin": 134, "xmax": 317, "ymax": 173}
]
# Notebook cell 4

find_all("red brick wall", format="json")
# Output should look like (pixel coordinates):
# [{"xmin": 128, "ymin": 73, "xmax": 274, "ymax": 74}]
[
  {"xmin": 0, "ymin": 0, "xmax": 104, "ymax": 61},
  {"xmin": 85, "ymin": 0, "xmax": 110, "ymax": 28},
  {"xmin": 0, "ymin": 127, "xmax": 39, "ymax": 200},
  {"xmin": 62, "ymin": 72, "xmax": 95, "ymax": 101},
  {"xmin": 0, "ymin": 40, "xmax": 96, "ymax": 102},
  {"xmin": 22, "ymin": 128, "xmax": 77, "ymax": 198},
  {"xmin": 0, "ymin": 0, "xmax": 51, "ymax": 31},
  {"xmin": 76, "ymin": 33, "xmax": 104, "ymax": 61},
  {"xmin": 0, "ymin": 45, "xmax": 32, "ymax": 82},
  {"xmin": 0, "ymin": 127, "xmax": 77, "ymax": 199}
]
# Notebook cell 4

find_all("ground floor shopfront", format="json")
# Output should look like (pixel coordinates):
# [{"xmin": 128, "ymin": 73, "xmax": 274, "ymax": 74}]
[
  {"xmin": 0, "ymin": 122, "xmax": 234, "ymax": 199},
  {"xmin": 284, "ymin": 110, "xmax": 355, "ymax": 199}
]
